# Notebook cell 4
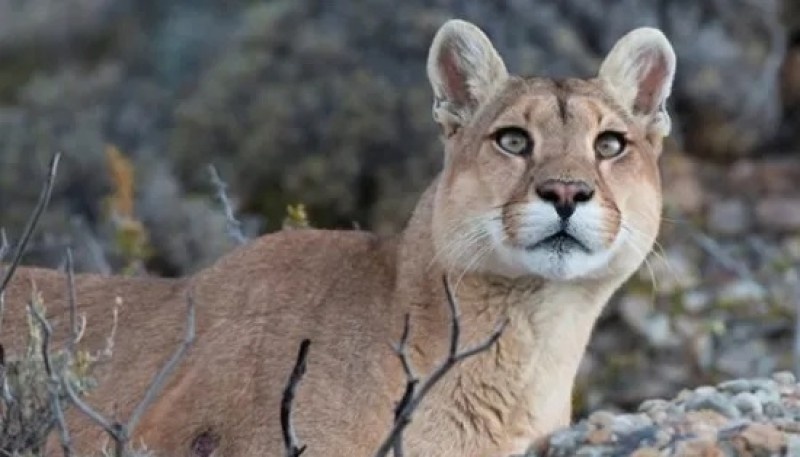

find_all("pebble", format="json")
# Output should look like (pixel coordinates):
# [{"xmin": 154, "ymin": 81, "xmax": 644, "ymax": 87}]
[
  {"xmin": 685, "ymin": 392, "xmax": 741, "ymax": 419},
  {"xmin": 732, "ymin": 392, "xmax": 763, "ymax": 416},
  {"xmin": 773, "ymin": 371, "xmax": 797, "ymax": 385},
  {"xmin": 707, "ymin": 199, "xmax": 750, "ymax": 236},
  {"xmin": 638, "ymin": 398, "xmax": 669, "ymax": 415},
  {"xmin": 756, "ymin": 197, "xmax": 800, "ymax": 232},
  {"xmin": 718, "ymin": 379, "xmax": 753, "ymax": 394}
]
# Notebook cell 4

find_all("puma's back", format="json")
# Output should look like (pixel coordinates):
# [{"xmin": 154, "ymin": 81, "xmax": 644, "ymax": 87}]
[
  {"xmin": 2, "ymin": 19, "xmax": 675, "ymax": 457},
  {"xmin": 5, "ymin": 229, "xmax": 403, "ymax": 455}
]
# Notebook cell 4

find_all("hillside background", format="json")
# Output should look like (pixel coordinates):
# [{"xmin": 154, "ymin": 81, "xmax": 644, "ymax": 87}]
[{"xmin": 1, "ymin": 0, "xmax": 799, "ymax": 418}]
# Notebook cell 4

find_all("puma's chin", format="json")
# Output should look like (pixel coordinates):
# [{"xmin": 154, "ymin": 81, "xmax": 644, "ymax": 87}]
[
  {"xmin": 486, "ymin": 241, "xmax": 618, "ymax": 281},
  {"xmin": 480, "ymin": 223, "xmax": 628, "ymax": 281}
]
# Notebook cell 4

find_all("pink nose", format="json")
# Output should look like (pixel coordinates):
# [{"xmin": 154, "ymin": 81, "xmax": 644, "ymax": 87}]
[{"xmin": 535, "ymin": 179, "xmax": 594, "ymax": 219}]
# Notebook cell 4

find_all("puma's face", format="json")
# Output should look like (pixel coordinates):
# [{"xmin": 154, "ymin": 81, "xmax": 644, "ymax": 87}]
[{"xmin": 427, "ymin": 21, "xmax": 675, "ymax": 281}]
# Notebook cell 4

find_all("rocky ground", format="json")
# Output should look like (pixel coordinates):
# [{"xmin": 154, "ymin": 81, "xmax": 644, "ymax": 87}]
[
  {"xmin": 530, "ymin": 372, "xmax": 800, "ymax": 456},
  {"xmin": 574, "ymin": 154, "xmax": 800, "ymax": 417}
]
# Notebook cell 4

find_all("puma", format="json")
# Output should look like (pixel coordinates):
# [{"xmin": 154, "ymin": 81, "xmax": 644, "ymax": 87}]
[{"xmin": 3, "ymin": 19, "xmax": 675, "ymax": 457}]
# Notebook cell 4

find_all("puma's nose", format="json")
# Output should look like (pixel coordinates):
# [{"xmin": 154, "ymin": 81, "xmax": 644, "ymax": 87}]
[{"xmin": 535, "ymin": 179, "xmax": 595, "ymax": 219}]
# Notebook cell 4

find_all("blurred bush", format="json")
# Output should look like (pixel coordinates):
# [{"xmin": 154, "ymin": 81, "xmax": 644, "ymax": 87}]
[{"xmin": 0, "ymin": 0, "xmax": 795, "ymax": 274}]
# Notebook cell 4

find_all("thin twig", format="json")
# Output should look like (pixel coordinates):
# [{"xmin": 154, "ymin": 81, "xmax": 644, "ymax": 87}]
[
  {"xmin": 0, "ymin": 228, "xmax": 9, "ymax": 336},
  {"xmin": 0, "ymin": 228, "xmax": 8, "ymax": 260},
  {"xmin": 390, "ymin": 314, "xmax": 417, "ymax": 457},
  {"xmin": 373, "ymin": 276, "xmax": 509, "ymax": 457},
  {"xmin": 63, "ymin": 381, "xmax": 117, "ymax": 439},
  {"xmin": 62, "ymin": 292, "xmax": 196, "ymax": 456},
  {"xmin": 64, "ymin": 248, "xmax": 80, "ymax": 353},
  {"xmin": 689, "ymin": 230, "xmax": 753, "ymax": 281},
  {"xmin": 793, "ymin": 263, "xmax": 800, "ymax": 377},
  {"xmin": 207, "ymin": 164, "xmax": 247, "ymax": 245},
  {"xmin": 29, "ymin": 301, "xmax": 73, "ymax": 457},
  {"xmin": 282, "ymin": 339, "xmax": 310, "ymax": 457},
  {"xmin": 128, "ymin": 293, "xmax": 196, "ymax": 433},
  {"xmin": 0, "ymin": 152, "xmax": 61, "ymax": 296}
]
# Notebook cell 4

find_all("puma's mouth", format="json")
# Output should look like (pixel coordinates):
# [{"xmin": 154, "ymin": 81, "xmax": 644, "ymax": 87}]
[{"xmin": 525, "ymin": 230, "xmax": 591, "ymax": 255}]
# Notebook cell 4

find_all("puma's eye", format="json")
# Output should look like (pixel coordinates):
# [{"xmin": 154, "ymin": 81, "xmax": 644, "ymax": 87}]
[
  {"xmin": 594, "ymin": 131, "xmax": 627, "ymax": 158},
  {"xmin": 494, "ymin": 128, "xmax": 532, "ymax": 156}
]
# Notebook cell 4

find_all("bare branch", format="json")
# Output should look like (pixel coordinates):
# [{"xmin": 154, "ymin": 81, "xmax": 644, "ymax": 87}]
[
  {"xmin": 392, "ymin": 314, "xmax": 417, "ymax": 386},
  {"xmin": 207, "ymin": 164, "xmax": 247, "ymax": 245},
  {"xmin": 793, "ymin": 264, "xmax": 800, "ymax": 377},
  {"xmin": 29, "ymin": 301, "xmax": 73, "ymax": 457},
  {"xmin": 689, "ymin": 230, "xmax": 752, "ymax": 281},
  {"xmin": 64, "ymin": 248, "xmax": 80, "ymax": 353},
  {"xmin": 0, "ymin": 228, "xmax": 8, "ymax": 336},
  {"xmin": 62, "ymin": 291, "xmax": 196, "ymax": 456},
  {"xmin": 0, "ymin": 152, "xmax": 61, "ymax": 296},
  {"xmin": 373, "ymin": 275, "xmax": 509, "ymax": 457},
  {"xmin": 282, "ymin": 339, "xmax": 310, "ymax": 457},
  {"xmin": 0, "ymin": 228, "xmax": 8, "ymax": 260},
  {"xmin": 127, "ymin": 293, "xmax": 196, "ymax": 433},
  {"xmin": 63, "ymin": 380, "xmax": 118, "ymax": 440},
  {"xmin": 390, "ymin": 314, "xmax": 417, "ymax": 457}
]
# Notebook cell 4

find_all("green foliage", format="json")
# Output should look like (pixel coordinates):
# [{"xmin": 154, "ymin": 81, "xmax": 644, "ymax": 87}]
[{"xmin": 0, "ymin": 289, "xmax": 94, "ymax": 456}]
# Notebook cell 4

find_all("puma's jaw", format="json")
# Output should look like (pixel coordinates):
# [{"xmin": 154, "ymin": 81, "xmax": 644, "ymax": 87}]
[
  {"xmin": 448, "ymin": 197, "xmax": 630, "ymax": 281},
  {"xmin": 427, "ymin": 21, "xmax": 674, "ymax": 282}
]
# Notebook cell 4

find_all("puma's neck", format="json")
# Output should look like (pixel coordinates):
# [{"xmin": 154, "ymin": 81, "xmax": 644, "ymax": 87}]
[{"xmin": 392, "ymin": 178, "xmax": 621, "ymax": 454}]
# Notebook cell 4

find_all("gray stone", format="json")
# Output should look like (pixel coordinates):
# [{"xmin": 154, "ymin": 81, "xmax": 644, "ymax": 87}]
[
  {"xmin": 732, "ymin": 392, "xmax": 763, "ymax": 417},
  {"xmin": 772, "ymin": 371, "xmax": 797, "ymax": 385},
  {"xmin": 681, "ymin": 290, "xmax": 713, "ymax": 314},
  {"xmin": 719, "ymin": 379, "xmax": 754, "ymax": 394},
  {"xmin": 638, "ymin": 399, "xmax": 670, "ymax": 415},
  {"xmin": 756, "ymin": 197, "xmax": 800, "ymax": 232},
  {"xmin": 717, "ymin": 279, "xmax": 767, "ymax": 305},
  {"xmin": 694, "ymin": 386, "xmax": 718, "ymax": 396},
  {"xmin": 685, "ymin": 392, "xmax": 741, "ymax": 419},
  {"xmin": 708, "ymin": 199, "xmax": 750, "ymax": 235}
]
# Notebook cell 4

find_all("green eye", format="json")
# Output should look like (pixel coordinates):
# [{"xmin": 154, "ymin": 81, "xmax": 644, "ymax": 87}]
[
  {"xmin": 594, "ymin": 131, "xmax": 627, "ymax": 158},
  {"xmin": 494, "ymin": 128, "xmax": 532, "ymax": 155}
]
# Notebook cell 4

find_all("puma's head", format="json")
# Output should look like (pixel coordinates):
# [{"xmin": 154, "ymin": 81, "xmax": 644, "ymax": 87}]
[{"xmin": 428, "ymin": 20, "xmax": 675, "ymax": 281}]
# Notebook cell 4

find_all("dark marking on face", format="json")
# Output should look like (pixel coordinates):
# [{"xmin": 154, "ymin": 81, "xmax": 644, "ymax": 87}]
[
  {"xmin": 190, "ymin": 429, "xmax": 220, "ymax": 457},
  {"xmin": 551, "ymin": 80, "xmax": 570, "ymax": 124}
]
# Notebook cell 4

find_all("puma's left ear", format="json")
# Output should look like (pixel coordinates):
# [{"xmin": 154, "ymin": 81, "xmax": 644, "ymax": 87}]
[
  {"xmin": 427, "ymin": 19, "xmax": 508, "ymax": 136},
  {"xmin": 599, "ymin": 27, "xmax": 676, "ymax": 137}
]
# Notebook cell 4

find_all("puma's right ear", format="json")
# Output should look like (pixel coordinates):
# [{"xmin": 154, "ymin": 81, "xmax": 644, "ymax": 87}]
[
  {"xmin": 427, "ymin": 20, "xmax": 508, "ymax": 136},
  {"xmin": 599, "ymin": 27, "xmax": 676, "ymax": 137}
]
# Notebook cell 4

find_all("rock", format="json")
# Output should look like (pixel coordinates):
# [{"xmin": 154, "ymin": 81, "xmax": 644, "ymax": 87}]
[
  {"xmin": 611, "ymin": 414, "xmax": 652, "ymax": 435},
  {"xmin": 585, "ymin": 427, "xmax": 614, "ymax": 445},
  {"xmin": 730, "ymin": 423, "xmax": 787, "ymax": 455},
  {"xmin": 719, "ymin": 379, "xmax": 754, "ymax": 394},
  {"xmin": 638, "ymin": 399, "xmax": 670, "ymax": 416},
  {"xmin": 717, "ymin": 279, "xmax": 767, "ymax": 306},
  {"xmin": 673, "ymin": 440, "xmax": 726, "ymax": 457},
  {"xmin": 732, "ymin": 392, "xmax": 763, "ymax": 417},
  {"xmin": 630, "ymin": 448, "xmax": 661, "ymax": 457},
  {"xmin": 681, "ymin": 290, "xmax": 712, "ymax": 314},
  {"xmin": 685, "ymin": 392, "xmax": 742, "ymax": 419},
  {"xmin": 789, "ymin": 435, "xmax": 800, "ymax": 457},
  {"xmin": 772, "ymin": 371, "xmax": 796, "ymax": 385},
  {"xmin": 694, "ymin": 386, "xmax": 718, "ymax": 396},
  {"xmin": 587, "ymin": 410, "xmax": 615, "ymax": 429},
  {"xmin": 755, "ymin": 197, "xmax": 800, "ymax": 232},
  {"xmin": 707, "ymin": 199, "xmax": 750, "ymax": 236}
]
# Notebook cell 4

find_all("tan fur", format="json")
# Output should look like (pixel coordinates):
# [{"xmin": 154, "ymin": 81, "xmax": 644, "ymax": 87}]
[{"xmin": 2, "ymin": 20, "xmax": 675, "ymax": 457}]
